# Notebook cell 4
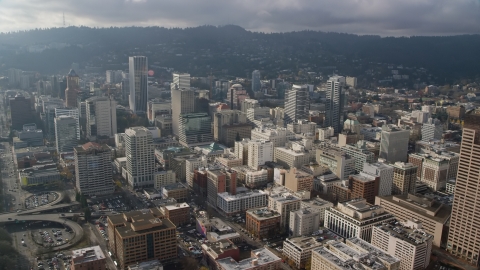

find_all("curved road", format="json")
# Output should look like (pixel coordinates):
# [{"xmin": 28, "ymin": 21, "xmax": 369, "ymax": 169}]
[{"xmin": 0, "ymin": 213, "xmax": 84, "ymax": 252}]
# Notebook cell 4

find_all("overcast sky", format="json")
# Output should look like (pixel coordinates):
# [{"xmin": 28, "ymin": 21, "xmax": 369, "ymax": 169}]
[{"xmin": 0, "ymin": 0, "xmax": 479, "ymax": 36}]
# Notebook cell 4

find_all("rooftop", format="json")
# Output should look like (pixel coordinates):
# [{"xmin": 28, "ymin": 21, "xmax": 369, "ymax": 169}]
[
  {"xmin": 218, "ymin": 190, "xmax": 267, "ymax": 201},
  {"xmin": 72, "ymin": 246, "xmax": 105, "ymax": 265},
  {"xmin": 285, "ymin": 236, "xmax": 323, "ymax": 250},
  {"xmin": 164, "ymin": 202, "xmax": 189, "ymax": 211},
  {"xmin": 127, "ymin": 259, "xmax": 163, "ymax": 270},
  {"xmin": 246, "ymin": 207, "xmax": 280, "ymax": 220},
  {"xmin": 202, "ymin": 239, "xmax": 238, "ymax": 259},
  {"xmin": 162, "ymin": 182, "xmax": 187, "ymax": 191},
  {"xmin": 216, "ymin": 248, "xmax": 281, "ymax": 270},
  {"xmin": 378, "ymin": 194, "xmax": 451, "ymax": 223},
  {"xmin": 375, "ymin": 219, "xmax": 433, "ymax": 246}
]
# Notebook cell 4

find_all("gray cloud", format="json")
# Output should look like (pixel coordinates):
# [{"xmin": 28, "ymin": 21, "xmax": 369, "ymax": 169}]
[{"xmin": 0, "ymin": 0, "xmax": 479, "ymax": 36}]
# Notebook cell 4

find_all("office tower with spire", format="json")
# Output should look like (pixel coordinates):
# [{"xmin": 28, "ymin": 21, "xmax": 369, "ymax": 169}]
[
  {"xmin": 65, "ymin": 69, "xmax": 80, "ymax": 108},
  {"xmin": 128, "ymin": 56, "xmax": 148, "ymax": 114},
  {"xmin": 252, "ymin": 70, "xmax": 261, "ymax": 92},
  {"xmin": 171, "ymin": 73, "xmax": 195, "ymax": 137},
  {"xmin": 284, "ymin": 84, "xmax": 308, "ymax": 125},
  {"xmin": 325, "ymin": 76, "xmax": 346, "ymax": 133},
  {"xmin": 447, "ymin": 112, "xmax": 480, "ymax": 266}
]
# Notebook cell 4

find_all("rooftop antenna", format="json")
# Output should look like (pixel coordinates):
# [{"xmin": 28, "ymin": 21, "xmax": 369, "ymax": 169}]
[{"xmin": 63, "ymin": 12, "xmax": 65, "ymax": 27}]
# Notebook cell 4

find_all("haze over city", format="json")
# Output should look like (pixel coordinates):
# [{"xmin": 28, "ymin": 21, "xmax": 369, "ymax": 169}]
[{"xmin": 1, "ymin": 0, "xmax": 480, "ymax": 36}]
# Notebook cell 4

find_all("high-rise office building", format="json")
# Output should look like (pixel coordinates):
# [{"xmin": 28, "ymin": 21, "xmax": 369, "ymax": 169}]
[
  {"xmin": 125, "ymin": 127, "xmax": 155, "ymax": 187},
  {"xmin": 252, "ymin": 70, "xmax": 261, "ymax": 92},
  {"xmin": 171, "ymin": 73, "xmax": 190, "ymax": 90},
  {"xmin": 10, "ymin": 94, "xmax": 33, "ymax": 130},
  {"xmin": 379, "ymin": 124, "xmax": 410, "ymax": 163},
  {"xmin": 447, "ymin": 112, "xmax": 480, "ymax": 265},
  {"xmin": 129, "ymin": 56, "xmax": 148, "ymax": 114},
  {"xmin": 55, "ymin": 108, "xmax": 80, "ymax": 140},
  {"xmin": 392, "ymin": 162, "xmax": 417, "ymax": 195},
  {"xmin": 213, "ymin": 110, "xmax": 250, "ymax": 147},
  {"xmin": 65, "ymin": 69, "xmax": 80, "ymax": 108},
  {"xmin": 74, "ymin": 142, "xmax": 114, "ymax": 196},
  {"xmin": 247, "ymin": 140, "xmax": 274, "ymax": 170},
  {"xmin": 421, "ymin": 117, "xmax": 443, "ymax": 141},
  {"xmin": 85, "ymin": 96, "xmax": 117, "ymax": 140},
  {"xmin": 362, "ymin": 162, "xmax": 394, "ymax": 196},
  {"xmin": 325, "ymin": 76, "xmax": 346, "ymax": 133},
  {"xmin": 227, "ymin": 84, "xmax": 249, "ymax": 110},
  {"xmin": 171, "ymin": 88, "xmax": 195, "ymax": 137},
  {"xmin": 284, "ymin": 84, "xmax": 308, "ymax": 124},
  {"xmin": 55, "ymin": 116, "xmax": 79, "ymax": 153},
  {"xmin": 178, "ymin": 113, "xmax": 213, "ymax": 147}
]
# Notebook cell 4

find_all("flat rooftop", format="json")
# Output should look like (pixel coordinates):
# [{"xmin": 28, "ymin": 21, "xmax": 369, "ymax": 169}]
[
  {"xmin": 375, "ymin": 220, "xmax": 433, "ymax": 246},
  {"xmin": 72, "ymin": 245, "xmax": 105, "ymax": 265},
  {"xmin": 164, "ymin": 202, "xmax": 189, "ymax": 211},
  {"xmin": 202, "ymin": 239, "xmax": 238, "ymax": 259},
  {"xmin": 246, "ymin": 207, "xmax": 280, "ymax": 221},
  {"xmin": 285, "ymin": 236, "xmax": 323, "ymax": 250},
  {"xmin": 216, "ymin": 248, "xmax": 281, "ymax": 270}
]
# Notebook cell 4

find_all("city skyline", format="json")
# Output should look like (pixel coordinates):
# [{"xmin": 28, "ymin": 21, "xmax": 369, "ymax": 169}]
[{"xmin": 0, "ymin": 0, "xmax": 479, "ymax": 36}]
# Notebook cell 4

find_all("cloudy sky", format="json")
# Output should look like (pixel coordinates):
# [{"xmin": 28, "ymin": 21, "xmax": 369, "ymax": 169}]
[{"xmin": 0, "ymin": 0, "xmax": 479, "ymax": 36}]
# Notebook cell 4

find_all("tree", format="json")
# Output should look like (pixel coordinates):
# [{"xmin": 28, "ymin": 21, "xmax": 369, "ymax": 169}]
[
  {"xmin": 181, "ymin": 256, "xmax": 198, "ymax": 270},
  {"xmin": 75, "ymin": 192, "xmax": 80, "ymax": 202}
]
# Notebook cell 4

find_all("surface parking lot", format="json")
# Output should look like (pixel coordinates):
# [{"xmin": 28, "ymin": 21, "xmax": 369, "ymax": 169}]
[
  {"xmin": 89, "ymin": 194, "xmax": 130, "ymax": 213},
  {"xmin": 25, "ymin": 192, "xmax": 58, "ymax": 209}
]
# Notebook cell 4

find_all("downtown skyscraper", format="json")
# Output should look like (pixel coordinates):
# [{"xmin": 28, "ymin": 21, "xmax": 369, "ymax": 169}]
[
  {"xmin": 129, "ymin": 56, "xmax": 148, "ymax": 115},
  {"xmin": 252, "ymin": 70, "xmax": 261, "ymax": 92},
  {"xmin": 171, "ymin": 73, "xmax": 194, "ymax": 137},
  {"xmin": 447, "ymin": 112, "xmax": 480, "ymax": 266},
  {"xmin": 325, "ymin": 75, "xmax": 346, "ymax": 133},
  {"xmin": 284, "ymin": 84, "xmax": 308, "ymax": 124}
]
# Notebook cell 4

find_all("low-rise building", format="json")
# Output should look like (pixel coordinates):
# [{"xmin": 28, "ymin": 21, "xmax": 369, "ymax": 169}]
[
  {"xmin": 201, "ymin": 239, "xmax": 240, "ymax": 270},
  {"xmin": 268, "ymin": 192, "xmax": 302, "ymax": 230},
  {"xmin": 217, "ymin": 190, "xmax": 268, "ymax": 217},
  {"xmin": 245, "ymin": 207, "xmax": 281, "ymax": 239},
  {"xmin": 161, "ymin": 182, "xmax": 188, "ymax": 202},
  {"xmin": 216, "ymin": 248, "xmax": 281, "ymax": 270},
  {"xmin": 371, "ymin": 219, "xmax": 433, "ymax": 270},
  {"xmin": 19, "ymin": 167, "xmax": 60, "ymax": 187},
  {"xmin": 284, "ymin": 168, "xmax": 314, "ymax": 193},
  {"xmin": 310, "ymin": 238, "xmax": 401, "ymax": 270},
  {"xmin": 161, "ymin": 202, "xmax": 190, "ymax": 226},
  {"xmin": 71, "ymin": 246, "xmax": 106, "ymax": 270},
  {"xmin": 274, "ymin": 146, "xmax": 311, "ymax": 170},
  {"xmin": 153, "ymin": 170, "xmax": 176, "ymax": 190},
  {"xmin": 283, "ymin": 236, "xmax": 323, "ymax": 269}
]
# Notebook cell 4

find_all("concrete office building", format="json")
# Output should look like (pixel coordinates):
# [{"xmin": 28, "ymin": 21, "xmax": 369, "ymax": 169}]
[
  {"xmin": 379, "ymin": 125, "xmax": 410, "ymax": 163},
  {"xmin": 362, "ymin": 162, "xmax": 394, "ymax": 197},
  {"xmin": 217, "ymin": 191, "xmax": 268, "ymax": 217},
  {"xmin": 247, "ymin": 140, "xmax": 273, "ymax": 169},
  {"xmin": 129, "ymin": 56, "xmax": 148, "ymax": 114},
  {"xmin": 325, "ymin": 76, "xmax": 346, "ymax": 133},
  {"xmin": 207, "ymin": 169, "xmax": 237, "ymax": 208},
  {"xmin": 421, "ymin": 118, "xmax": 443, "ymax": 141},
  {"xmin": 375, "ymin": 193, "xmax": 451, "ymax": 247},
  {"xmin": 268, "ymin": 192, "xmax": 302, "ymax": 229},
  {"xmin": 234, "ymin": 138, "xmax": 249, "ymax": 165},
  {"xmin": 251, "ymin": 126, "xmax": 295, "ymax": 148},
  {"xmin": 284, "ymin": 84, "xmax": 309, "ymax": 124},
  {"xmin": 171, "ymin": 87, "xmax": 195, "ymax": 137},
  {"xmin": 245, "ymin": 207, "xmax": 281, "ymax": 238},
  {"xmin": 213, "ymin": 110, "xmax": 250, "ymax": 147},
  {"xmin": 107, "ymin": 210, "xmax": 177, "ymax": 269},
  {"xmin": 371, "ymin": 219, "xmax": 433, "ymax": 270},
  {"xmin": 325, "ymin": 198, "xmax": 395, "ymax": 242},
  {"xmin": 71, "ymin": 246, "xmax": 106, "ymax": 270},
  {"xmin": 227, "ymin": 84, "xmax": 249, "ymax": 110},
  {"xmin": 317, "ymin": 127, "xmax": 335, "ymax": 141},
  {"xmin": 316, "ymin": 147, "xmax": 355, "ymax": 180},
  {"xmin": 125, "ymin": 127, "xmax": 155, "ymax": 187},
  {"xmin": 17, "ymin": 124, "xmax": 43, "ymax": 147},
  {"xmin": 75, "ymin": 142, "xmax": 114, "ymax": 196},
  {"xmin": 391, "ymin": 162, "xmax": 417, "ymax": 195},
  {"xmin": 310, "ymin": 238, "xmax": 400, "ymax": 270},
  {"xmin": 161, "ymin": 203, "xmax": 190, "ymax": 226},
  {"xmin": 55, "ymin": 108, "xmax": 80, "ymax": 140},
  {"xmin": 447, "ymin": 112, "xmax": 480, "ymax": 265},
  {"xmin": 408, "ymin": 152, "xmax": 459, "ymax": 191},
  {"xmin": 85, "ymin": 96, "xmax": 117, "ymax": 140},
  {"xmin": 241, "ymin": 99, "xmax": 260, "ymax": 113},
  {"xmin": 10, "ymin": 94, "xmax": 33, "ymax": 130},
  {"xmin": 287, "ymin": 119, "xmax": 317, "ymax": 135},
  {"xmin": 289, "ymin": 208, "xmax": 322, "ymax": 237},
  {"xmin": 300, "ymin": 197, "xmax": 333, "ymax": 224},
  {"xmin": 342, "ymin": 140, "xmax": 376, "ymax": 173},
  {"xmin": 274, "ymin": 146, "xmax": 311, "ymax": 170},
  {"xmin": 284, "ymin": 168, "xmax": 314, "ymax": 193},
  {"xmin": 283, "ymin": 236, "xmax": 322, "ymax": 269},
  {"xmin": 185, "ymin": 156, "xmax": 207, "ymax": 188},
  {"xmin": 55, "ymin": 116, "xmax": 78, "ymax": 153},
  {"xmin": 153, "ymin": 170, "xmax": 176, "ymax": 189}
]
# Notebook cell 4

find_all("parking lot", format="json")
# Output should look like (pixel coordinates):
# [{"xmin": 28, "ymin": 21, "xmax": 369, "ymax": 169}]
[
  {"xmin": 94, "ymin": 216, "xmax": 109, "ymax": 242},
  {"xmin": 25, "ymin": 192, "xmax": 58, "ymax": 209},
  {"xmin": 36, "ymin": 251, "xmax": 74, "ymax": 270},
  {"xmin": 89, "ymin": 194, "xmax": 131, "ymax": 214}
]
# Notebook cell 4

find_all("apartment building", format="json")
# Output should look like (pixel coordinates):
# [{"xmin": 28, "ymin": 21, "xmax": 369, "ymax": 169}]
[
  {"xmin": 375, "ymin": 193, "xmax": 451, "ymax": 247},
  {"xmin": 324, "ymin": 198, "xmax": 395, "ymax": 242},
  {"xmin": 371, "ymin": 219, "xmax": 433, "ymax": 270},
  {"xmin": 245, "ymin": 207, "xmax": 281, "ymax": 238}
]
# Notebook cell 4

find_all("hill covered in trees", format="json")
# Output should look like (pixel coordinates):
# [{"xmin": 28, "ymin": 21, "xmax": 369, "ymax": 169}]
[{"xmin": 0, "ymin": 25, "xmax": 479, "ymax": 83}]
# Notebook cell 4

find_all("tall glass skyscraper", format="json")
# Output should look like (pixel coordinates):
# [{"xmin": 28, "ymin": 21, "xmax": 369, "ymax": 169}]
[
  {"xmin": 252, "ymin": 70, "xmax": 261, "ymax": 92},
  {"xmin": 325, "ymin": 76, "xmax": 346, "ymax": 133},
  {"xmin": 284, "ymin": 84, "xmax": 309, "ymax": 124},
  {"xmin": 178, "ymin": 113, "xmax": 213, "ymax": 147},
  {"xmin": 129, "ymin": 56, "xmax": 148, "ymax": 114}
]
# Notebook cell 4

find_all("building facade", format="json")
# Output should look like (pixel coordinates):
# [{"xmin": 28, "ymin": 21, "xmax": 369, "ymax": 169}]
[
  {"xmin": 125, "ymin": 127, "xmax": 155, "ymax": 187},
  {"xmin": 129, "ymin": 56, "xmax": 148, "ymax": 114},
  {"xmin": 75, "ymin": 142, "xmax": 114, "ymax": 196}
]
